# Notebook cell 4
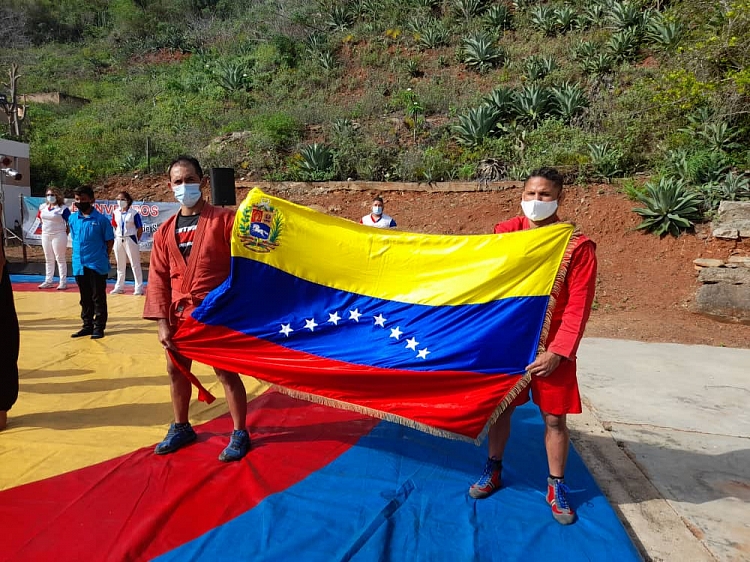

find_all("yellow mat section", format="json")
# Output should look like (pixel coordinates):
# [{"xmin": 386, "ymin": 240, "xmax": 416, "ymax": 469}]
[{"xmin": 0, "ymin": 287, "xmax": 269, "ymax": 491}]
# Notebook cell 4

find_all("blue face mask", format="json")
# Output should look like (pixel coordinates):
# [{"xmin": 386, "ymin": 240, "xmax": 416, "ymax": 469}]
[{"xmin": 173, "ymin": 183, "xmax": 202, "ymax": 207}]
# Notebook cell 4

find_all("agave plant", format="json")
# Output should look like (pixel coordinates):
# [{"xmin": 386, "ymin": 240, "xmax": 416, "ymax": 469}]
[
  {"xmin": 415, "ymin": 19, "xmax": 450, "ymax": 49},
  {"xmin": 588, "ymin": 142, "xmax": 623, "ymax": 180},
  {"xmin": 645, "ymin": 16, "xmax": 683, "ymax": 51},
  {"xmin": 524, "ymin": 55, "xmax": 556, "ymax": 81},
  {"xmin": 696, "ymin": 122, "xmax": 741, "ymax": 152},
  {"xmin": 482, "ymin": 86, "xmax": 515, "ymax": 120},
  {"xmin": 326, "ymin": 5, "xmax": 352, "ymax": 31},
  {"xmin": 462, "ymin": 32, "xmax": 504, "ymax": 73},
  {"xmin": 452, "ymin": 105, "xmax": 500, "ymax": 147},
  {"xmin": 512, "ymin": 84, "xmax": 553, "ymax": 125},
  {"xmin": 454, "ymin": 0, "xmax": 487, "ymax": 21},
  {"xmin": 606, "ymin": 28, "xmax": 640, "ymax": 61},
  {"xmin": 550, "ymin": 82, "xmax": 588, "ymax": 123},
  {"xmin": 697, "ymin": 172, "xmax": 750, "ymax": 213},
  {"xmin": 213, "ymin": 60, "xmax": 251, "ymax": 92},
  {"xmin": 580, "ymin": 52, "xmax": 614, "ymax": 74},
  {"xmin": 608, "ymin": 1, "xmax": 645, "ymax": 31},
  {"xmin": 317, "ymin": 50, "xmax": 338, "ymax": 71},
  {"xmin": 530, "ymin": 5, "xmax": 557, "ymax": 36},
  {"xmin": 580, "ymin": 4, "xmax": 606, "ymax": 28},
  {"xmin": 483, "ymin": 5, "xmax": 513, "ymax": 30},
  {"xmin": 299, "ymin": 143, "xmax": 334, "ymax": 173},
  {"xmin": 573, "ymin": 40, "xmax": 598, "ymax": 60},
  {"xmin": 555, "ymin": 6, "xmax": 579, "ymax": 33},
  {"xmin": 305, "ymin": 32, "xmax": 329, "ymax": 54},
  {"xmin": 633, "ymin": 177, "xmax": 703, "ymax": 236}
]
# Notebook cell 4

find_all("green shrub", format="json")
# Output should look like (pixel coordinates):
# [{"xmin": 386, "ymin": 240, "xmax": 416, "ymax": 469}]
[
  {"xmin": 482, "ymin": 86, "xmax": 516, "ymax": 120},
  {"xmin": 453, "ymin": 0, "xmax": 488, "ymax": 21},
  {"xmin": 554, "ymin": 6, "xmax": 579, "ymax": 33},
  {"xmin": 414, "ymin": 19, "xmax": 450, "ymax": 49},
  {"xmin": 580, "ymin": 52, "xmax": 615, "ymax": 74},
  {"xmin": 606, "ymin": 28, "xmax": 640, "ymax": 62},
  {"xmin": 633, "ymin": 177, "xmax": 703, "ymax": 236}
]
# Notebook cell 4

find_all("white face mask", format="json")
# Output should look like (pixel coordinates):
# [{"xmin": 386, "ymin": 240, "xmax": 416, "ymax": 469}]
[
  {"xmin": 521, "ymin": 199, "xmax": 558, "ymax": 222},
  {"xmin": 372, "ymin": 206, "xmax": 383, "ymax": 216},
  {"xmin": 117, "ymin": 200, "xmax": 128, "ymax": 210},
  {"xmin": 46, "ymin": 195, "xmax": 56, "ymax": 204},
  {"xmin": 173, "ymin": 183, "xmax": 202, "ymax": 207}
]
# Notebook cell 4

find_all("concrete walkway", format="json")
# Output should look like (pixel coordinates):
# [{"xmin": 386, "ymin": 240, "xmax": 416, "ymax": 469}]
[{"xmin": 570, "ymin": 338, "xmax": 750, "ymax": 562}]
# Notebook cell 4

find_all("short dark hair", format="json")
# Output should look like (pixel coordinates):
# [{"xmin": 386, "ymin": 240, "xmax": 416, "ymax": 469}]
[
  {"xmin": 117, "ymin": 191, "xmax": 133, "ymax": 204},
  {"xmin": 526, "ymin": 167, "xmax": 563, "ymax": 191},
  {"xmin": 74, "ymin": 186, "xmax": 95, "ymax": 199},
  {"xmin": 168, "ymin": 155, "xmax": 203, "ymax": 179},
  {"xmin": 373, "ymin": 196, "xmax": 384, "ymax": 204}
]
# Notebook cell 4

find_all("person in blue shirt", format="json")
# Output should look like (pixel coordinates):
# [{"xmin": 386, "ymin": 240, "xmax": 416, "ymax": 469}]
[{"xmin": 68, "ymin": 186, "xmax": 114, "ymax": 340}]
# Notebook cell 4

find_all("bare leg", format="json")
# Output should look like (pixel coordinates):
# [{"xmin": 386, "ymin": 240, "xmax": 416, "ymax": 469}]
[
  {"xmin": 542, "ymin": 411, "xmax": 569, "ymax": 477},
  {"xmin": 215, "ymin": 369, "xmax": 247, "ymax": 431},
  {"xmin": 166, "ymin": 350, "xmax": 192, "ymax": 423},
  {"xmin": 487, "ymin": 405, "xmax": 516, "ymax": 459}
]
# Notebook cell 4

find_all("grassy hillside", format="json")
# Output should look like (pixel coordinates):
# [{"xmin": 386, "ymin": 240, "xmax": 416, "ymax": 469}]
[{"xmin": 1, "ymin": 0, "xmax": 748, "ymax": 229}]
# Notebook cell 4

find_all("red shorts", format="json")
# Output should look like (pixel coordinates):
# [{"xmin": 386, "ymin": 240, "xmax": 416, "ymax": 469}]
[{"xmin": 510, "ymin": 358, "xmax": 582, "ymax": 415}]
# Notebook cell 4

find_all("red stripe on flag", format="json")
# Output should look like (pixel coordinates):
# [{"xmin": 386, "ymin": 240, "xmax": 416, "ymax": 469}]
[
  {"xmin": 0, "ymin": 391, "xmax": 378, "ymax": 562},
  {"xmin": 174, "ymin": 317, "xmax": 525, "ymax": 440}
]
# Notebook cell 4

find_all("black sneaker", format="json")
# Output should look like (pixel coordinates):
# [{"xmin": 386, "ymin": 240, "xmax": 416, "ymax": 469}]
[
  {"xmin": 71, "ymin": 328, "xmax": 94, "ymax": 338},
  {"xmin": 91, "ymin": 329, "xmax": 105, "ymax": 339}
]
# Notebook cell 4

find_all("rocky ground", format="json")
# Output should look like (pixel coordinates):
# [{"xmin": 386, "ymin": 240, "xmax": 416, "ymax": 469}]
[{"xmin": 11, "ymin": 173, "xmax": 750, "ymax": 348}]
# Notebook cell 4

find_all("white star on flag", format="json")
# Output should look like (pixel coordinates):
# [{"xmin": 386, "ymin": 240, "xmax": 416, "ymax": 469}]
[
  {"xmin": 279, "ymin": 324, "xmax": 293, "ymax": 337},
  {"xmin": 417, "ymin": 348, "xmax": 431, "ymax": 359},
  {"xmin": 405, "ymin": 337, "xmax": 419, "ymax": 350},
  {"xmin": 373, "ymin": 314, "xmax": 387, "ymax": 327},
  {"xmin": 328, "ymin": 311, "xmax": 341, "ymax": 325},
  {"xmin": 304, "ymin": 318, "xmax": 318, "ymax": 331},
  {"xmin": 389, "ymin": 326, "xmax": 403, "ymax": 340},
  {"xmin": 349, "ymin": 309, "xmax": 362, "ymax": 322}
]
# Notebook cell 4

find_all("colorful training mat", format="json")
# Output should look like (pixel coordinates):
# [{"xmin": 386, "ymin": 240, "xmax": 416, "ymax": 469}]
[{"xmin": 0, "ymin": 280, "xmax": 641, "ymax": 561}]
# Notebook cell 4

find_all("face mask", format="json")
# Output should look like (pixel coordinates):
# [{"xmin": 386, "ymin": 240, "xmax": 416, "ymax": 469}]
[
  {"xmin": 76, "ymin": 201, "xmax": 92, "ymax": 213},
  {"xmin": 372, "ymin": 206, "xmax": 383, "ymax": 216},
  {"xmin": 117, "ymin": 200, "xmax": 128, "ymax": 210},
  {"xmin": 521, "ymin": 199, "xmax": 558, "ymax": 222},
  {"xmin": 173, "ymin": 183, "xmax": 202, "ymax": 207},
  {"xmin": 46, "ymin": 195, "xmax": 56, "ymax": 204}
]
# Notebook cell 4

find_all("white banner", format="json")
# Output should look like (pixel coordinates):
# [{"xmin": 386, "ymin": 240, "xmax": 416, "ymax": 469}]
[{"xmin": 21, "ymin": 197, "xmax": 181, "ymax": 251}]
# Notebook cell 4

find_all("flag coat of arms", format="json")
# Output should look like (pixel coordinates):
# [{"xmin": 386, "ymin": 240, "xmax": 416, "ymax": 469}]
[{"xmin": 173, "ymin": 188, "xmax": 578, "ymax": 442}]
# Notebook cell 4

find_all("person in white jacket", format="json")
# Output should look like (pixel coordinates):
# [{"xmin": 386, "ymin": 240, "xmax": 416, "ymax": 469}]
[
  {"xmin": 110, "ymin": 191, "xmax": 144, "ymax": 295},
  {"xmin": 37, "ymin": 187, "xmax": 71, "ymax": 290}
]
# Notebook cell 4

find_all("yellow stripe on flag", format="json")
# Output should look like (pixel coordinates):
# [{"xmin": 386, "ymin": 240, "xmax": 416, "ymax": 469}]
[{"xmin": 232, "ymin": 188, "xmax": 573, "ymax": 306}]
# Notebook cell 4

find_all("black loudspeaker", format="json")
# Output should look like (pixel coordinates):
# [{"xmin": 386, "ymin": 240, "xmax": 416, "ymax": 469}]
[{"xmin": 210, "ymin": 167, "xmax": 236, "ymax": 206}]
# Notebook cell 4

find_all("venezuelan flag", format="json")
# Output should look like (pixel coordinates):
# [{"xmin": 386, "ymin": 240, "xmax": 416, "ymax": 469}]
[{"xmin": 174, "ymin": 188, "xmax": 577, "ymax": 442}]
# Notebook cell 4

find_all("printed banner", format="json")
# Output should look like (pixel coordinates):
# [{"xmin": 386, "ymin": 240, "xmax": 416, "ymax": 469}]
[
  {"xmin": 172, "ymin": 188, "xmax": 577, "ymax": 442},
  {"xmin": 21, "ymin": 196, "xmax": 180, "ymax": 251}
]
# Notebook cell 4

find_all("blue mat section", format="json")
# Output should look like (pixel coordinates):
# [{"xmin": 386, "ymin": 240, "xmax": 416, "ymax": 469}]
[{"xmin": 156, "ymin": 404, "xmax": 641, "ymax": 562}]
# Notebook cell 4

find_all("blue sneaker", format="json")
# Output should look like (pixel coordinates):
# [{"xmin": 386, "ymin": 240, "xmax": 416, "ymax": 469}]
[
  {"xmin": 219, "ymin": 429, "xmax": 251, "ymax": 462},
  {"xmin": 154, "ymin": 422, "xmax": 197, "ymax": 455}
]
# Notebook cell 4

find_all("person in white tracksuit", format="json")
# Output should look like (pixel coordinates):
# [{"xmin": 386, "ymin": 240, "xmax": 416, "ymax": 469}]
[
  {"xmin": 37, "ymin": 187, "xmax": 71, "ymax": 290},
  {"xmin": 110, "ymin": 191, "xmax": 144, "ymax": 295}
]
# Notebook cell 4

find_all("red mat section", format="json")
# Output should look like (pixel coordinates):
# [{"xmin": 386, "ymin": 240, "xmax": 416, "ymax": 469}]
[{"xmin": 0, "ymin": 391, "xmax": 378, "ymax": 562}]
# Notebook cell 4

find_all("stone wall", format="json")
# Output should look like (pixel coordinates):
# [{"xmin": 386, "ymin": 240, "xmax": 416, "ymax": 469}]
[{"xmin": 693, "ymin": 257, "xmax": 750, "ymax": 325}]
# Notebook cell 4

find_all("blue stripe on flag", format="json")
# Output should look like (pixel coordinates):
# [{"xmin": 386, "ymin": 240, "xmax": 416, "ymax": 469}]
[{"xmin": 193, "ymin": 258, "xmax": 549, "ymax": 374}]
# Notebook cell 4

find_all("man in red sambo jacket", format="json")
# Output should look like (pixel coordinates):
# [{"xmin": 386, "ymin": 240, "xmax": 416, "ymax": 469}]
[
  {"xmin": 468, "ymin": 167, "xmax": 597, "ymax": 526},
  {"xmin": 144, "ymin": 156, "xmax": 250, "ymax": 463}
]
